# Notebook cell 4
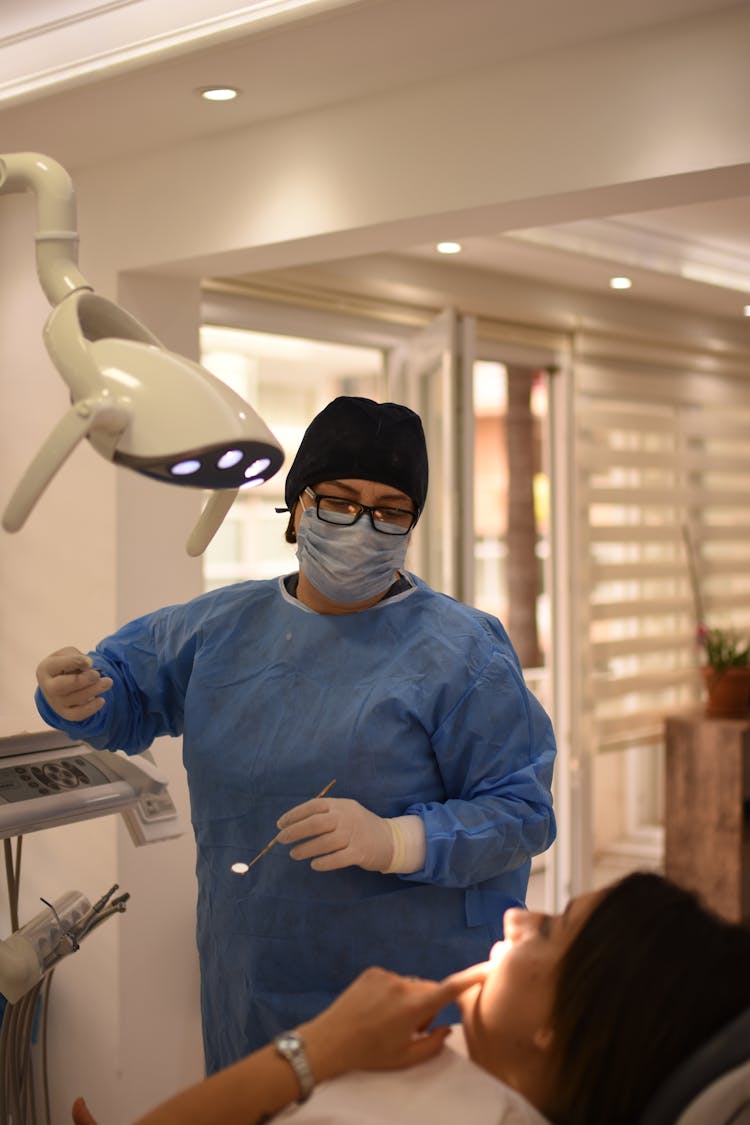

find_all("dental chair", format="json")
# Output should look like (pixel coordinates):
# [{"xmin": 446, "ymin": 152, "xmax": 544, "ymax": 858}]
[{"xmin": 637, "ymin": 1005, "xmax": 750, "ymax": 1124}]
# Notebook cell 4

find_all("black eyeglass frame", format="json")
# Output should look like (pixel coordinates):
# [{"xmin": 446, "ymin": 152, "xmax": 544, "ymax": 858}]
[{"xmin": 303, "ymin": 487, "xmax": 418, "ymax": 536}]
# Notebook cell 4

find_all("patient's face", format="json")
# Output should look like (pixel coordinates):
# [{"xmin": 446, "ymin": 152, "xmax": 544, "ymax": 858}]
[{"xmin": 458, "ymin": 889, "xmax": 602, "ymax": 1075}]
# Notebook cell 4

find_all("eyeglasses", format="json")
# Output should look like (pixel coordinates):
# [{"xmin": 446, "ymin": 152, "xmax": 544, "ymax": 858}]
[{"xmin": 303, "ymin": 487, "xmax": 417, "ymax": 536}]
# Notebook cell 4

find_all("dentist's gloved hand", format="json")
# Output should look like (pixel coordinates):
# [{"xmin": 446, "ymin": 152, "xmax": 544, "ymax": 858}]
[
  {"xmin": 276, "ymin": 797, "xmax": 426, "ymax": 874},
  {"xmin": 36, "ymin": 647, "xmax": 113, "ymax": 722}
]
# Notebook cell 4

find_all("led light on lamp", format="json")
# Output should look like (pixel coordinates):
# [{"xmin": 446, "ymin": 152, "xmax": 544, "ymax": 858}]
[
  {"xmin": 609, "ymin": 276, "xmax": 632, "ymax": 290},
  {"xmin": 245, "ymin": 457, "xmax": 271, "ymax": 478},
  {"xmin": 198, "ymin": 86, "xmax": 239, "ymax": 101},
  {"xmin": 171, "ymin": 459, "xmax": 202, "ymax": 476},
  {"xmin": 217, "ymin": 449, "xmax": 244, "ymax": 470},
  {"xmin": 436, "ymin": 241, "xmax": 462, "ymax": 254}
]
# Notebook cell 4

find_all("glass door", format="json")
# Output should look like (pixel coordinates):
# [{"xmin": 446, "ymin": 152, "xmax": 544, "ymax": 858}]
[
  {"xmin": 387, "ymin": 309, "xmax": 475, "ymax": 601},
  {"xmin": 390, "ymin": 314, "xmax": 563, "ymax": 911},
  {"xmin": 471, "ymin": 350, "xmax": 559, "ymax": 911}
]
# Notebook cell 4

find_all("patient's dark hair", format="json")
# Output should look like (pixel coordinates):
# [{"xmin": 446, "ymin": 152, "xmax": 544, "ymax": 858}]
[{"xmin": 548, "ymin": 872, "xmax": 750, "ymax": 1125}]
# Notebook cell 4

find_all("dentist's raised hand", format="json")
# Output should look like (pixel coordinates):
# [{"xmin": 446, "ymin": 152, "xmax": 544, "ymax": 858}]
[{"xmin": 36, "ymin": 647, "xmax": 112, "ymax": 722}]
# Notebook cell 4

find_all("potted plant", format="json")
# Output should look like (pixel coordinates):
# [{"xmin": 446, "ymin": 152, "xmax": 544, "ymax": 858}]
[
  {"xmin": 696, "ymin": 624, "xmax": 750, "ymax": 718},
  {"xmin": 683, "ymin": 525, "xmax": 750, "ymax": 718}
]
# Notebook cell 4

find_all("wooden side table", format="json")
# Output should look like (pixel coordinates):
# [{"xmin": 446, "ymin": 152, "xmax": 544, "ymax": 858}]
[{"xmin": 664, "ymin": 711, "xmax": 750, "ymax": 924}]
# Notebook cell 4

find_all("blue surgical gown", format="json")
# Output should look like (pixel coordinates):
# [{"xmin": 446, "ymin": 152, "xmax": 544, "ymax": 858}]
[{"xmin": 35, "ymin": 573, "xmax": 556, "ymax": 1073}]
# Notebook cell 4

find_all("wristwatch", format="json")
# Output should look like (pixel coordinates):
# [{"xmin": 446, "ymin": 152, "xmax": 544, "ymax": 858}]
[{"xmin": 274, "ymin": 1031, "xmax": 315, "ymax": 1102}]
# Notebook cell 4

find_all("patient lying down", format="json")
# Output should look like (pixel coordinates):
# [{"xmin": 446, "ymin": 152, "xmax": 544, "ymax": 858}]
[{"xmin": 73, "ymin": 873, "xmax": 750, "ymax": 1125}]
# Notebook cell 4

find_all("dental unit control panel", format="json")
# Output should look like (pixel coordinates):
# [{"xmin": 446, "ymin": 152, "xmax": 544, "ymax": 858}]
[{"xmin": 0, "ymin": 726, "xmax": 184, "ymax": 844}]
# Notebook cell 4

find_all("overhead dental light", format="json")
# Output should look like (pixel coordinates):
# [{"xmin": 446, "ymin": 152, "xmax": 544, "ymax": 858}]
[{"xmin": 0, "ymin": 152, "xmax": 285, "ymax": 555}]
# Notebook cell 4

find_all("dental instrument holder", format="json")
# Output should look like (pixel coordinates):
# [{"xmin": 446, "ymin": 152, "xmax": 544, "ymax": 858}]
[
  {"xmin": 0, "ymin": 891, "xmax": 91, "ymax": 1005},
  {"xmin": 0, "ymin": 152, "xmax": 285, "ymax": 554}
]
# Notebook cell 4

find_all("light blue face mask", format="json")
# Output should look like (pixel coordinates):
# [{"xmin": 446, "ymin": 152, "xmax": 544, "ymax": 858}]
[{"xmin": 295, "ymin": 507, "xmax": 409, "ymax": 604}]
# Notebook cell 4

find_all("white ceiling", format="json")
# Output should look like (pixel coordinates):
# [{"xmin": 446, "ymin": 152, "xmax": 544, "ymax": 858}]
[
  {"xmin": 405, "ymin": 197, "xmax": 750, "ymax": 322},
  {"xmin": 1, "ymin": 0, "xmax": 749, "ymax": 324}
]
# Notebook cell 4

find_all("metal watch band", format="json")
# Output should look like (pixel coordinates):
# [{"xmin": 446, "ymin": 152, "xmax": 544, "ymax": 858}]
[{"xmin": 273, "ymin": 1031, "xmax": 315, "ymax": 1103}]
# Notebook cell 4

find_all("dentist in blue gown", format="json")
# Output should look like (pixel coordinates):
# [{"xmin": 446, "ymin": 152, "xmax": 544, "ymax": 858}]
[{"xmin": 35, "ymin": 396, "xmax": 557, "ymax": 1075}]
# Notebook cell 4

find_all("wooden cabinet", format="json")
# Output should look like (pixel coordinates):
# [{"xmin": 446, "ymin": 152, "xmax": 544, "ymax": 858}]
[{"xmin": 664, "ymin": 711, "xmax": 750, "ymax": 924}]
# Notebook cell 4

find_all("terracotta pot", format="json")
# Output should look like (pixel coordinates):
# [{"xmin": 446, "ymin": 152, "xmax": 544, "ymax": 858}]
[{"xmin": 701, "ymin": 666, "xmax": 750, "ymax": 719}]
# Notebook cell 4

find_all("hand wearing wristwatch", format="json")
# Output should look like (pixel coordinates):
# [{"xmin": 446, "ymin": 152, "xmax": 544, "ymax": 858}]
[{"xmin": 274, "ymin": 1031, "xmax": 315, "ymax": 1103}]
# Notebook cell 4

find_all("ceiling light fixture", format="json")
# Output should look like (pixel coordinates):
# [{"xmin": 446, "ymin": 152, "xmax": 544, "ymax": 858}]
[
  {"xmin": 0, "ymin": 153, "xmax": 284, "ymax": 556},
  {"xmin": 198, "ymin": 86, "xmax": 240, "ymax": 102},
  {"xmin": 744, "ymin": 305, "xmax": 750, "ymax": 317},
  {"xmin": 609, "ymin": 276, "xmax": 632, "ymax": 290},
  {"xmin": 436, "ymin": 241, "xmax": 462, "ymax": 254}
]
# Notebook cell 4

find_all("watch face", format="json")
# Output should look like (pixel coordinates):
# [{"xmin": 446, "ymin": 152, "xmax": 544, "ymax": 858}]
[{"xmin": 275, "ymin": 1031, "xmax": 313, "ymax": 1101}]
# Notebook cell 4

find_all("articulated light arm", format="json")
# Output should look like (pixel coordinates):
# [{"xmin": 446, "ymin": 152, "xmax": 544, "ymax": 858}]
[
  {"xmin": 0, "ymin": 152, "xmax": 90, "ymax": 306},
  {"xmin": 0, "ymin": 152, "xmax": 284, "ymax": 553}
]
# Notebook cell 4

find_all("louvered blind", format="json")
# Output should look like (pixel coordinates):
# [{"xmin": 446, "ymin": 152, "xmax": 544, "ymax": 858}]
[{"xmin": 573, "ymin": 333, "xmax": 750, "ymax": 755}]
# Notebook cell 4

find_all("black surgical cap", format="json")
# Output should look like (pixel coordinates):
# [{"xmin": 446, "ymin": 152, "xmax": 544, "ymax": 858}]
[{"xmin": 284, "ymin": 396, "xmax": 428, "ymax": 515}]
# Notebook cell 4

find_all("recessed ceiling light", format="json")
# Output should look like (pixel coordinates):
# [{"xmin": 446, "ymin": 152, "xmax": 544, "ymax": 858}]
[
  {"xmin": 609, "ymin": 276, "xmax": 632, "ymax": 290},
  {"xmin": 744, "ymin": 305, "xmax": 750, "ymax": 317},
  {"xmin": 436, "ymin": 241, "xmax": 462, "ymax": 254},
  {"xmin": 198, "ymin": 86, "xmax": 240, "ymax": 102}
]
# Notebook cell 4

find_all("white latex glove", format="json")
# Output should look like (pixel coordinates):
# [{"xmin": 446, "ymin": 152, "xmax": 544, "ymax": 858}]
[
  {"xmin": 276, "ymin": 797, "xmax": 396, "ymax": 873},
  {"xmin": 36, "ymin": 646, "xmax": 113, "ymax": 722}
]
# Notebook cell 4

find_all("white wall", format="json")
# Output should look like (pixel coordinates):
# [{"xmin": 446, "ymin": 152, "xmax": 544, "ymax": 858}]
[
  {"xmin": 113, "ymin": 273, "xmax": 205, "ymax": 1123},
  {"xmin": 0, "ymin": 193, "xmax": 122, "ymax": 1122},
  {"xmin": 1, "ymin": 4, "xmax": 749, "ymax": 1121},
  {"xmin": 0, "ymin": 250, "xmax": 205, "ymax": 1120}
]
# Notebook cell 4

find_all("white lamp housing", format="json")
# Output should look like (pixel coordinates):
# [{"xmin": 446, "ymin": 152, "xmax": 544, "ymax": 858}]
[{"xmin": 0, "ymin": 152, "xmax": 285, "ymax": 554}]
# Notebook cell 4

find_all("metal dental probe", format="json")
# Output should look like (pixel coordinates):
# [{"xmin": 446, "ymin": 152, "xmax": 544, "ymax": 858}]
[{"xmin": 233, "ymin": 778, "xmax": 336, "ymax": 873}]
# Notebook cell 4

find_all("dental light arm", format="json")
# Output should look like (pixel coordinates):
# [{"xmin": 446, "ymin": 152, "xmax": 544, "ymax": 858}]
[
  {"xmin": 0, "ymin": 152, "xmax": 284, "ymax": 553},
  {"xmin": 0, "ymin": 151, "xmax": 88, "ymax": 307}
]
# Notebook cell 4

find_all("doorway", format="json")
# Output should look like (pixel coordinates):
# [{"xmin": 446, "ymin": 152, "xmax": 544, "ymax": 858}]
[{"xmin": 199, "ymin": 306, "xmax": 564, "ymax": 912}]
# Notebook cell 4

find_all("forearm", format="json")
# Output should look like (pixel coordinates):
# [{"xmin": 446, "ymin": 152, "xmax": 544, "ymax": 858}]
[
  {"xmin": 133, "ymin": 1024, "xmax": 338, "ymax": 1125},
  {"xmin": 402, "ymin": 787, "xmax": 556, "ymax": 887},
  {"xmin": 133, "ymin": 1044, "xmax": 300, "ymax": 1125},
  {"xmin": 406, "ymin": 658, "xmax": 556, "ymax": 887},
  {"xmin": 132, "ymin": 969, "xmax": 466, "ymax": 1125}
]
